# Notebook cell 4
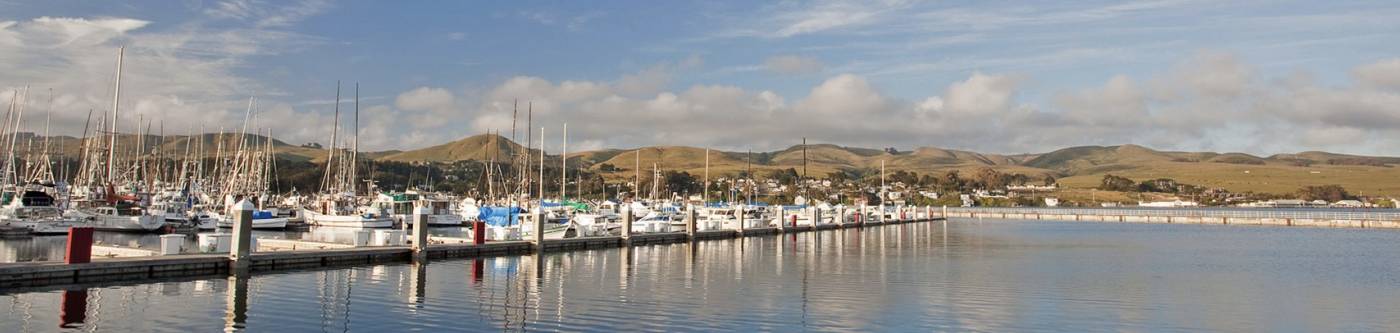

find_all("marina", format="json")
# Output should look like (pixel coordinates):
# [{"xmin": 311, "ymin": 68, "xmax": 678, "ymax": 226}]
[
  {"xmin": 0, "ymin": 203, "xmax": 940, "ymax": 287},
  {"xmin": 4, "ymin": 1, "xmax": 1400, "ymax": 331},
  {"xmin": 4, "ymin": 218, "xmax": 1400, "ymax": 331}
]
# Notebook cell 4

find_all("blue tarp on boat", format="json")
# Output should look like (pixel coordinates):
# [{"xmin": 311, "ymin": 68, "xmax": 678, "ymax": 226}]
[{"xmin": 478, "ymin": 206, "xmax": 522, "ymax": 227}]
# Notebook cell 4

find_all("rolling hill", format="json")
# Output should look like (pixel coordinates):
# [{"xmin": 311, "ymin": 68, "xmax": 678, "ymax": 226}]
[{"xmin": 16, "ymin": 130, "xmax": 1400, "ymax": 196}]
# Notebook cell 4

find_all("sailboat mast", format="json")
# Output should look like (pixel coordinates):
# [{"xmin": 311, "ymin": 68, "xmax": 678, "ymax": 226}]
[
  {"xmin": 554, "ymin": 122, "xmax": 560, "ymax": 200},
  {"xmin": 634, "ymin": 149, "xmax": 640, "ymax": 199},
  {"xmin": 106, "ymin": 46, "xmax": 123, "ymax": 184},
  {"xmin": 703, "ymin": 148, "xmax": 709, "ymax": 204},
  {"xmin": 487, "ymin": 130, "xmax": 494, "ymax": 200},
  {"xmin": 524, "ymin": 102, "xmax": 532, "ymax": 197},
  {"xmin": 322, "ymin": 82, "xmax": 341, "ymax": 193},
  {"xmin": 537, "ymin": 126, "xmax": 544, "ymax": 203},
  {"xmin": 351, "ymin": 83, "xmax": 359, "ymax": 196}
]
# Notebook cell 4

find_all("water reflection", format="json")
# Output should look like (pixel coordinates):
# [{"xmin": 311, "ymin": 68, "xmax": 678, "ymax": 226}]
[
  {"xmin": 5, "ymin": 221, "xmax": 1400, "ymax": 331},
  {"xmin": 224, "ymin": 273, "xmax": 248, "ymax": 332},
  {"xmin": 0, "ymin": 226, "xmax": 482, "ymax": 263}
]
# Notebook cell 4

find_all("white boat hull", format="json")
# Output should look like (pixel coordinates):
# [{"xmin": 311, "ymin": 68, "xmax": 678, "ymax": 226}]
[
  {"xmin": 3, "ymin": 219, "xmax": 84, "ymax": 235},
  {"xmin": 216, "ymin": 217, "xmax": 289, "ymax": 230},
  {"xmin": 87, "ymin": 214, "xmax": 166, "ymax": 232},
  {"xmin": 301, "ymin": 209, "xmax": 393, "ymax": 228},
  {"xmin": 396, "ymin": 214, "xmax": 463, "ymax": 226}
]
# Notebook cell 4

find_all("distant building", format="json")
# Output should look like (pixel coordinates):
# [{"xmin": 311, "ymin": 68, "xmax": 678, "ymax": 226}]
[
  {"xmin": 1138, "ymin": 200, "xmax": 1199, "ymax": 208},
  {"xmin": 1332, "ymin": 200, "xmax": 1366, "ymax": 208},
  {"xmin": 1008, "ymin": 184, "xmax": 1058, "ymax": 191}
]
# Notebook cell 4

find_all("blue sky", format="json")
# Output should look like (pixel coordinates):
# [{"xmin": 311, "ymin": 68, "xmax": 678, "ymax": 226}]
[{"xmin": 2, "ymin": 0, "xmax": 1399, "ymax": 155}]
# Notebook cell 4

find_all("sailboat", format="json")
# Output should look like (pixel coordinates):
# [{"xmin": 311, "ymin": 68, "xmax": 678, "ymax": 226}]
[
  {"xmin": 302, "ymin": 82, "xmax": 391, "ymax": 228},
  {"xmin": 210, "ymin": 114, "xmax": 288, "ymax": 230},
  {"xmin": 0, "ymin": 88, "xmax": 85, "ymax": 234},
  {"xmin": 65, "ymin": 46, "xmax": 165, "ymax": 232}
]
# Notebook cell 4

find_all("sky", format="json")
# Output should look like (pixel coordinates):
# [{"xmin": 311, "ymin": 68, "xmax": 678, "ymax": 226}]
[{"xmin": 1, "ymin": 0, "xmax": 1399, "ymax": 156}]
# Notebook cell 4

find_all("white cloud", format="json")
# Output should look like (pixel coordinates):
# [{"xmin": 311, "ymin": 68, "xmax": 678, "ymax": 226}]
[
  {"xmin": 205, "ymin": 0, "xmax": 331, "ymax": 28},
  {"xmin": 764, "ymin": 55, "xmax": 824, "ymax": 75},
  {"xmin": 396, "ymin": 87, "xmax": 454, "ymax": 111},
  {"xmin": 0, "ymin": 13, "xmax": 325, "ymax": 148},
  {"xmin": 427, "ymin": 52, "xmax": 1400, "ymax": 156},
  {"xmin": 941, "ymin": 72, "xmax": 1019, "ymax": 115},
  {"xmin": 1353, "ymin": 58, "xmax": 1400, "ymax": 90}
]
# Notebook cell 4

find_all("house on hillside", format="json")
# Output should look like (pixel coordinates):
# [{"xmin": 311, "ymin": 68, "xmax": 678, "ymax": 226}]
[{"xmin": 1331, "ymin": 200, "xmax": 1366, "ymax": 208}]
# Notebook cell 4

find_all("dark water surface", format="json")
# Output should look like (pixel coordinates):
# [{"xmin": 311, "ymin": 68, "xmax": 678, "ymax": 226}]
[{"xmin": 4, "ymin": 219, "xmax": 1400, "ymax": 332}]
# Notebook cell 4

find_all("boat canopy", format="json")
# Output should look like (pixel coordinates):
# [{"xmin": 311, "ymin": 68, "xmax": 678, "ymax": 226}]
[
  {"xmin": 478, "ymin": 206, "xmax": 523, "ymax": 227},
  {"xmin": 541, "ymin": 200, "xmax": 590, "ymax": 211}
]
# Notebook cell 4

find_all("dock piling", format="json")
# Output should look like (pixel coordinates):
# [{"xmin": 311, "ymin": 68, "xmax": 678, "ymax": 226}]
[
  {"xmin": 622, "ymin": 206, "xmax": 633, "ymax": 241},
  {"xmin": 736, "ymin": 204, "xmax": 746, "ymax": 234},
  {"xmin": 64, "ymin": 227, "xmax": 93, "ymax": 264},
  {"xmin": 685, "ymin": 204, "xmax": 697, "ymax": 237},
  {"xmin": 412, "ymin": 206, "xmax": 429, "ymax": 261},
  {"xmin": 473, "ymin": 221, "xmax": 486, "ymax": 244},
  {"xmin": 230, "ymin": 199, "xmax": 254, "ymax": 270},
  {"xmin": 531, "ymin": 207, "xmax": 544, "ymax": 248}
]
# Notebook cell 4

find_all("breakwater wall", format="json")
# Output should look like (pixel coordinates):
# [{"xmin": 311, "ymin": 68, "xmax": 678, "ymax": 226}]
[{"xmin": 946, "ymin": 207, "xmax": 1400, "ymax": 228}]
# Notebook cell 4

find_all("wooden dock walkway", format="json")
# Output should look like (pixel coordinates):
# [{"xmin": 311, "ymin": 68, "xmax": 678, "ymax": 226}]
[{"xmin": 0, "ymin": 215, "xmax": 944, "ymax": 289}]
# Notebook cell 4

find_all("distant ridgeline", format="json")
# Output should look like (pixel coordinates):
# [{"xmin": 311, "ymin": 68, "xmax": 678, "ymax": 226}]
[{"xmin": 9, "ymin": 132, "xmax": 1400, "ymax": 198}]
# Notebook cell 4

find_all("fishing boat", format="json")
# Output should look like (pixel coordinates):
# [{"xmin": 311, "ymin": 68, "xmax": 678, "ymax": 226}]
[
  {"xmin": 0, "ymin": 186, "xmax": 84, "ymax": 234},
  {"xmin": 302, "ymin": 196, "xmax": 392, "ymax": 228},
  {"xmin": 376, "ymin": 191, "xmax": 462, "ymax": 226},
  {"xmin": 69, "ymin": 202, "xmax": 165, "ymax": 232}
]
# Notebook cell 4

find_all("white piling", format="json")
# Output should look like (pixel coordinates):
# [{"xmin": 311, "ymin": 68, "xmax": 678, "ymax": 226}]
[{"xmin": 229, "ymin": 199, "xmax": 255, "ymax": 270}]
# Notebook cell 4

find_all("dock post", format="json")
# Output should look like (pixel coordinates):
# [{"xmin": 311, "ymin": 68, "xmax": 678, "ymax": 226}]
[
  {"xmin": 473, "ymin": 221, "xmax": 486, "ymax": 244},
  {"xmin": 857, "ymin": 204, "xmax": 866, "ymax": 226},
  {"xmin": 735, "ymin": 204, "xmax": 745, "ymax": 234},
  {"xmin": 412, "ymin": 206, "xmax": 430, "ymax": 261},
  {"xmin": 64, "ymin": 227, "xmax": 94, "ymax": 264},
  {"xmin": 230, "ymin": 199, "xmax": 254, "ymax": 271},
  {"xmin": 531, "ymin": 207, "xmax": 545, "ymax": 248},
  {"xmin": 942, "ymin": 205, "xmax": 948, "ymax": 219},
  {"xmin": 878, "ymin": 204, "xmax": 886, "ymax": 224},
  {"xmin": 685, "ymin": 204, "xmax": 697, "ymax": 238},
  {"xmin": 812, "ymin": 207, "xmax": 822, "ymax": 228},
  {"xmin": 836, "ymin": 207, "xmax": 845, "ymax": 227},
  {"xmin": 774, "ymin": 205, "xmax": 785, "ymax": 233},
  {"xmin": 621, "ymin": 206, "xmax": 633, "ymax": 242}
]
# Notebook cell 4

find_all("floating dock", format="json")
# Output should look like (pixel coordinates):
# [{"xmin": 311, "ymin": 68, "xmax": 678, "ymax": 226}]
[{"xmin": 0, "ymin": 210, "xmax": 944, "ymax": 289}]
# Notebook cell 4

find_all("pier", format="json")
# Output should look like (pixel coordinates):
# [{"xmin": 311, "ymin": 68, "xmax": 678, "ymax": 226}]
[
  {"xmin": 0, "ymin": 204, "xmax": 945, "ymax": 288},
  {"xmin": 945, "ymin": 207, "xmax": 1400, "ymax": 228}
]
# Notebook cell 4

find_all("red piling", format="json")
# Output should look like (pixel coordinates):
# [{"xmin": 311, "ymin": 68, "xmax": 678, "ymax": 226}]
[
  {"xmin": 473, "ymin": 221, "xmax": 487, "ymax": 244},
  {"xmin": 65, "ymin": 227, "xmax": 94, "ymax": 264}
]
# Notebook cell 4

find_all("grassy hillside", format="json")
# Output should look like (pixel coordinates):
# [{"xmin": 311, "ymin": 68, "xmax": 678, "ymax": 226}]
[{"xmin": 17, "ymin": 130, "xmax": 1399, "ymax": 196}]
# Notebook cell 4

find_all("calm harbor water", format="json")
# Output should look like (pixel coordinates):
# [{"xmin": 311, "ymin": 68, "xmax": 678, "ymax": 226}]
[{"xmin": 4, "ymin": 219, "xmax": 1400, "ymax": 332}]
